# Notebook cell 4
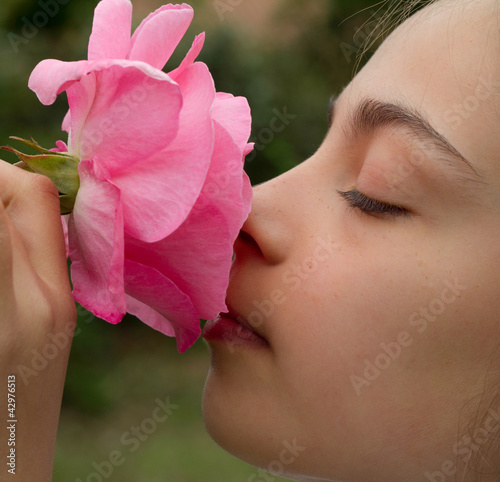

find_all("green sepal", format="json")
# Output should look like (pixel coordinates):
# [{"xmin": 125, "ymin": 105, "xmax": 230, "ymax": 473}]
[
  {"xmin": 59, "ymin": 194, "xmax": 76, "ymax": 216},
  {"xmin": 1, "ymin": 146, "xmax": 80, "ymax": 196},
  {"xmin": 13, "ymin": 161, "xmax": 35, "ymax": 173},
  {"xmin": 8, "ymin": 136, "xmax": 73, "ymax": 158}
]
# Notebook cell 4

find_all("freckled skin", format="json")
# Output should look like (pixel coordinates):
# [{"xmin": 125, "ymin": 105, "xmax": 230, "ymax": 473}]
[{"xmin": 202, "ymin": 1, "xmax": 500, "ymax": 481}]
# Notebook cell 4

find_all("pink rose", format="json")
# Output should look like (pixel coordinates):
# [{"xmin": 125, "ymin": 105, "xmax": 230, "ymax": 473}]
[{"xmin": 26, "ymin": 0, "xmax": 253, "ymax": 352}]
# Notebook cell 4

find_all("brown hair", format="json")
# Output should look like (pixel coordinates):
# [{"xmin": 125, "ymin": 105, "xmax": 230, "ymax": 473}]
[{"xmin": 354, "ymin": 0, "xmax": 435, "ymax": 72}]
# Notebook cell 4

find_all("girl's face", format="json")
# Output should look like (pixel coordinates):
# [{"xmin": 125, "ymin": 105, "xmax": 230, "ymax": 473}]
[{"xmin": 202, "ymin": 1, "xmax": 500, "ymax": 481}]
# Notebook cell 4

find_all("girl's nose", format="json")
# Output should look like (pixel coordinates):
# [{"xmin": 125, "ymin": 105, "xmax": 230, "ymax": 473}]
[{"xmin": 234, "ymin": 161, "xmax": 314, "ymax": 266}]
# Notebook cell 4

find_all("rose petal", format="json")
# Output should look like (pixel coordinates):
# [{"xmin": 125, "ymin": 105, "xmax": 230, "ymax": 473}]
[
  {"xmin": 69, "ymin": 160, "xmax": 126, "ymax": 323},
  {"xmin": 124, "ymin": 261, "xmax": 201, "ymax": 352},
  {"xmin": 244, "ymin": 142, "xmax": 255, "ymax": 157},
  {"xmin": 29, "ymin": 58, "xmax": 177, "ymax": 106},
  {"xmin": 208, "ymin": 94, "xmax": 253, "ymax": 231},
  {"xmin": 88, "ymin": 0, "xmax": 133, "ymax": 61},
  {"xmin": 126, "ymin": 297, "xmax": 176, "ymax": 338},
  {"xmin": 51, "ymin": 140, "xmax": 68, "ymax": 152},
  {"xmin": 65, "ymin": 64, "xmax": 182, "ymax": 175},
  {"xmin": 129, "ymin": 4, "xmax": 194, "ymax": 70},
  {"xmin": 29, "ymin": 59, "xmax": 88, "ymax": 106},
  {"xmin": 241, "ymin": 168, "xmax": 253, "ymax": 211},
  {"xmin": 114, "ymin": 61, "xmax": 215, "ymax": 242},
  {"xmin": 169, "ymin": 33, "xmax": 205, "ymax": 81},
  {"xmin": 61, "ymin": 215, "xmax": 69, "ymax": 258},
  {"xmin": 124, "ymin": 202, "xmax": 231, "ymax": 321},
  {"xmin": 62, "ymin": 111, "xmax": 71, "ymax": 133},
  {"xmin": 211, "ymin": 93, "xmax": 252, "ymax": 152},
  {"xmin": 202, "ymin": 118, "xmax": 253, "ymax": 233}
]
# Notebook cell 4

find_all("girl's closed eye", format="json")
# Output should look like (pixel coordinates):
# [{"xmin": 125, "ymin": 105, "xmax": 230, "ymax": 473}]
[{"xmin": 337, "ymin": 188, "xmax": 412, "ymax": 218}]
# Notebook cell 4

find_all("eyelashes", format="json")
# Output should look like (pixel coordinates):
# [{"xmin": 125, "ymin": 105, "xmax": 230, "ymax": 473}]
[{"xmin": 337, "ymin": 189, "xmax": 411, "ymax": 218}]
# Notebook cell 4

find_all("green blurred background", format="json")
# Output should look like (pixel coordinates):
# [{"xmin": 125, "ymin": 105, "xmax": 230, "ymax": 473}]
[{"xmin": 0, "ymin": 0, "xmax": 390, "ymax": 480}]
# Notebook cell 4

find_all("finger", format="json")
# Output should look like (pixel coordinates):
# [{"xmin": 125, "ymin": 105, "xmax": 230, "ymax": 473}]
[
  {"xmin": 0, "ymin": 160, "xmax": 69, "ymax": 287},
  {"xmin": 0, "ymin": 196, "xmax": 47, "ymax": 303},
  {"xmin": 0, "ymin": 199, "xmax": 14, "ymax": 300},
  {"xmin": 0, "ymin": 200, "xmax": 49, "ymax": 324}
]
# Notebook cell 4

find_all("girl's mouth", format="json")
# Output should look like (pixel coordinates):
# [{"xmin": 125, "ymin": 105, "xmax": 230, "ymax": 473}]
[{"xmin": 203, "ymin": 312, "xmax": 269, "ymax": 349}]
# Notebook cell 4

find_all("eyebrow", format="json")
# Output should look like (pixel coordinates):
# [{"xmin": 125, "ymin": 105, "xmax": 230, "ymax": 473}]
[{"xmin": 329, "ymin": 97, "xmax": 484, "ymax": 184}]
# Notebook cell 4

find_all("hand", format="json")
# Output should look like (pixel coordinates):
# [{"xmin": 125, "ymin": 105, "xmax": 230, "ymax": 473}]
[{"xmin": 0, "ymin": 160, "xmax": 76, "ymax": 481}]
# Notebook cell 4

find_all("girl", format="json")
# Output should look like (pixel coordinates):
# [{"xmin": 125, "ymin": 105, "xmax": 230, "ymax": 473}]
[{"xmin": 1, "ymin": 0, "xmax": 499, "ymax": 480}]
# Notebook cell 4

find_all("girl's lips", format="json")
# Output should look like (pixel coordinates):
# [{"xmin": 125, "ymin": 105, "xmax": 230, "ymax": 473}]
[{"xmin": 203, "ymin": 314, "xmax": 269, "ymax": 348}]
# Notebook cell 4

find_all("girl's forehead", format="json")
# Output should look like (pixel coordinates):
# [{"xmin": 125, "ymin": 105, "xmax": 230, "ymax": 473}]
[
  {"xmin": 342, "ymin": 0, "xmax": 500, "ymax": 180},
  {"xmin": 371, "ymin": 0, "xmax": 500, "ymax": 88}
]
